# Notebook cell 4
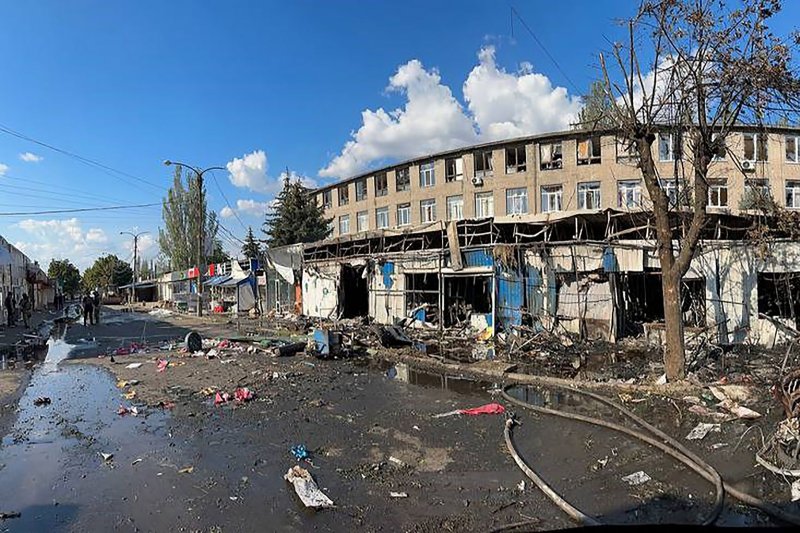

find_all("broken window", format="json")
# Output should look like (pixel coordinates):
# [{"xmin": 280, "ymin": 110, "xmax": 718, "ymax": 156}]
[
  {"xmin": 577, "ymin": 182, "xmax": 601, "ymax": 209},
  {"xmin": 338, "ymin": 214, "xmax": 350, "ymax": 235},
  {"xmin": 321, "ymin": 190, "xmax": 332, "ymax": 209},
  {"xmin": 539, "ymin": 142, "xmax": 563, "ymax": 170},
  {"xmin": 443, "ymin": 276, "xmax": 492, "ymax": 327},
  {"xmin": 681, "ymin": 278, "xmax": 706, "ymax": 328},
  {"xmin": 660, "ymin": 179, "xmax": 688, "ymax": 207},
  {"xmin": 742, "ymin": 179, "xmax": 772, "ymax": 209},
  {"xmin": 355, "ymin": 178, "xmax": 367, "ymax": 201},
  {"xmin": 505, "ymin": 145, "xmax": 527, "ymax": 173},
  {"xmin": 396, "ymin": 167, "xmax": 411, "ymax": 192},
  {"xmin": 618, "ymin": 180, "xmax": 642, "ymax": 208},
  {"xmin": 445, "ymin": 157, "xmax": 464, "ymax": 182},
  {"xmin": 420, "ymin": 198, "xmax": 436, "ymax": 223},
  {"xmin": 787, "ymin": 135, "xmax": 800, "ymax": 163},
  {"xmin": 405, "ymin": 273, "xmax": 439, "ymax": 324},
  {"xmin": 616, "ymin": 137, "xmax": 638, "ymax": 163},
  {"xmin": 341, "ymin": 264, "xmax": 368, "ymax": 318},
  {"xmin": 658, "ymin": 132, "xmax": 680, "ymax": 161},
  {"xmin": 540, "ymin": 185, "xmax": 562, "ymax": 213},
  {"xmin": 474, "ymin": 150, "xmax": 494, "ymax": 178},
  {"xmin": 758, "ymin": 272, "xmax": 800, "ymax": 326},
  {"xmin": 375, "ymin": 207, "xmax": 389, "ymax": 229},
  {"xmin": 707, "ymin": 179, "xmax": 728, "ymax": 208},
  {"xmin": 744, "ymin": 132, "xmax": 768, "ymax": 161},
  {"xmin": 338, "ymin": 185, "xmax": 349, "ymax": 206},
  {"xmin": 577, "ymin": 136, "xmax": 602, "ymax": 165},
  {"xmin": 711, "ymin": 133, "xmax": 726, "ymax": 161},
  {"xmin": 506, "ymin": 187, "xmax": 529, "ymax": 215},
  {"xmin": 356, "ymin": 210, "xmax": 368, "ymax": 232},
  {"xmin": 419, "ymin": 161, "xmax": 435, "ymax": 187},
  {"xmin": 787, "ymin": 181, "xmax": 800, "ymax": 209},
  {"xmin": 375, "ymin": 172, "xmax": 388, "ymax": 197},
  {"xmin": 475, "ymin": 192, "xmax": 494, "ymax": 218},
  {"xmin": 397, "ymin": 203, "xmax": 411, "ymax": 226},
  {"xmin": 446, "ymin": 195, "xmax": 464, "ymax": 221}
]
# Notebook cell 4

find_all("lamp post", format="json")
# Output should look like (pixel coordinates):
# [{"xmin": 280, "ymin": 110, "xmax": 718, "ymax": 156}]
[
  {"xmin": 120, "ymin": 230, "xmax": 149, "ymax": 305},
  {"xmin": 163, "ymin": 160, "xmax": 225, "ymax": 316}
]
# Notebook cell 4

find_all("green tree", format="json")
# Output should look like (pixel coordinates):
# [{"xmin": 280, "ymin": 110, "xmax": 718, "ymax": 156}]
[
  {"xmin": 82, "ymin": 255, "xmax": 133, "ymax": 294},
  {"xmin": 158, "ymin": 165, "xmax": 221, "ymax": 270},
  {"xmin": 47, "ymin": 259, "xmax": 81, "ymax": 299},
  {"xmin": 241, "ymin": 226, "xmax": 262, "ymax": 259},
  {"xmin": 264, "ymin": 176, "xmax": 331, "ymax": 246},
  {"xmin": 575, "ymin": 80, "xmax": 615, "ymax": 130}
]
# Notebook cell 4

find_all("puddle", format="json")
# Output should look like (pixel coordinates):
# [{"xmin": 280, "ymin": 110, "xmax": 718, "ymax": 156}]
[
  {"xmin": 505, "ymin": 384, "xmax": 585, "ymax": 408},
  {"xmin": 385, "ymin": 362, "xmax": 494, "ymax": 395}
]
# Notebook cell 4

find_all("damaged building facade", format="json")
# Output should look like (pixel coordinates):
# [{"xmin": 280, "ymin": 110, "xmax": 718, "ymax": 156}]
[{"xmin": 304, "ymin": 127, "xmax": 800, "ymax": 348}]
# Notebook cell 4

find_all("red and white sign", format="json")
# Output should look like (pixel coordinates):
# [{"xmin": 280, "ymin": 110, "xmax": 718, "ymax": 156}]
[{"xmin": 188, "ymin": 267, "xmax": 200, "ymax": 279}]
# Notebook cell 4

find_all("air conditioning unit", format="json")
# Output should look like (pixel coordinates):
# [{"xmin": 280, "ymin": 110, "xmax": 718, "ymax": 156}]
[
  {"xmin": 742, "ymin": 160, "xmax": 756, "ymax": 171},
  {"xmin": 471, "ymin": 176, "xmax": 484, "ymax": 186}
]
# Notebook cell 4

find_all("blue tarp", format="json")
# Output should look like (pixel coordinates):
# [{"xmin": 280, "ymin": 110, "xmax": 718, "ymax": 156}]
[{"xmin": 206, "ymin": 275, "xmax": 231, "ymax": 287}]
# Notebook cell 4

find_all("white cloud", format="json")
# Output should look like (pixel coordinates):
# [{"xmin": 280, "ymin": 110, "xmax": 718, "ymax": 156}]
[
  {"xmin": 0, "ymin": 163, "xmax": 8, "ymax": 175},
  {"xmin": 320, "ymin": 46, "xmax": 581, "ymax": 179},
  {"xmin": 319, "ymin": 58, "xmax": 478, "ymax": 178},
  {"xmin": 13, "ymin": 218, "xmax": 112, "ymax": 270},
  {"xmin": 226, "ymin": 150, "xmax": 272, "ymax": 194},
  {"xmin": 235, "ymin": 199, "xmax": 270, "ymax": 216},
  {"xmin": 220, "ymin": 206, "xmax": 235, "ymax": 218},
  {"xmin": 19, "ymin": 152, "xmax": 43, "ymax": 163},
  {"xmin": 463, "ymin": 46, "xmax": 581, "ymax": 140}
]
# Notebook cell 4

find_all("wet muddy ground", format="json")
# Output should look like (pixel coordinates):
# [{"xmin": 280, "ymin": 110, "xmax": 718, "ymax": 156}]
[{"xmin": 0, "ymin": 308, "xmax": 797, "ymax": 531}]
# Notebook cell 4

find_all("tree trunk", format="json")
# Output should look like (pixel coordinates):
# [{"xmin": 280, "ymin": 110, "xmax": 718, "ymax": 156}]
[{"xmin": 662, "ymin": 269, "xmax": 686, "ymax": 380}]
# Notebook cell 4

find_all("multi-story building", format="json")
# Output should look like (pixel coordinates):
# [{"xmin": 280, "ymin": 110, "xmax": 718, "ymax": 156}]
[{"xmin": 315, "ymin": 126, "xmax": 800, "ymax": 238}]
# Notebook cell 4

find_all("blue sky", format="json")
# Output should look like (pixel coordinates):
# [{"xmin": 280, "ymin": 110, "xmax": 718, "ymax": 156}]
[{"xmin": 0, "ymin": 1, "xmax": 797, "ymax": 270}]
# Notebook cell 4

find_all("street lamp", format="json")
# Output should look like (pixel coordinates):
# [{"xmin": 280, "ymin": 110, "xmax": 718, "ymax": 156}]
[
  {"xmin": 163, "ymin": 160, "xmax": 225, "ymax": 316},
  {"xmin": 120, "ymin": 230, "xmax": 149, "ymax": 305}
]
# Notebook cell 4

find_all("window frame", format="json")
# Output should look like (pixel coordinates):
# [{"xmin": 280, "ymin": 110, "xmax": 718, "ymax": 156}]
[
  {"xmin": 420, "ymin": 198, "xmax": 437, "ymax": 223},
  {"xmin": 505, "ymin": 145, "xmax": 527, "ymax": 173},
  {"xmin": 375, "ymin": 172, "xmax": 388, "ymax": 197},
  {"xmin": 474, "ymin": 192, "xmax": 494, "ymax": 218},
  {"xmin": 787, "ymin": 135, "xmax": 800, "ymax": 163},
  {"xmin": 445, "ymin": 157, "xmax": 464, "ymax": 182},
  {"xmin": 577, "ymin": 181, "xmax": 601, "ymax": 210},
  {"xmin": 375, "ymin": 207, "xmax": 390, "ymax": 229},
  {"xmin": 419, "ymin": 161, "xmax": 435, "ymax": 188},
  {"xmin": 707, "ymin": 179, "xmax": 729, "ymax": 208},
  {"xmin": 539, "ymin": 142, "xmax": 563, "ymax": 170},
  {"xmin": 396, "ymin": 203, "xmax": 411, "ymax": 226},
  {"xmin": 395, "ymin": 167, "xmax": 411, "ymax": 192},
  {"xmin": 617, "ymin": 180, "xmax": 642, "ymax": 208},
  {"xmin": 474, "ymin": 150, "xmax": 494, "ymax": 178},
  {"xmin": 658, "ymin": 133, "xmax": 677, "ymax": 162},
  {"xmin": 338, "ymin": 185, "xmax": 349, "ymax": 206},
  {"xmin": 446, "ymin": 195, "xmax": 464, "ymax": 221},
  {"xmin": 356, "ymin": 210, "xmax": 368, "ymax": 232},
  {"xmin": 615, "ymin": 137, "xmax": 638, "ymax": 163},
  {"xmin": 540, "ymin": 185, "xmax": 563, "ymax": 213},
  {"xmin": 354, "ymin": 178, "xmax": 367, "ymax": 201},
  {"xmin": 322, "ymin": 190, "xmax": 332, "ymax": 209},
  {"xmin": 506, "ymin": 187, "xmax": 529, "ymax": 215},
  {"xmin": 338, "ymin": 214, "xmax": 350, "ymax": 235},
  {"xmin": 786, "ymin": 180, "xmax": 800, "ymax": 208},
  {"xmin": 744, "ymin": 132, "xmax": 768, "ymax": 161},
  {"xmin": 576, "ymin": 136, "xmax": 602, "ymax": 165}
]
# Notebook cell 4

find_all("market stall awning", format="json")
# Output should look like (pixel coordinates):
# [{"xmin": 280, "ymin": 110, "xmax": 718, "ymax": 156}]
[{"xmin": 206, "ymin": 275, "xmax": 231, "ymax": 287}]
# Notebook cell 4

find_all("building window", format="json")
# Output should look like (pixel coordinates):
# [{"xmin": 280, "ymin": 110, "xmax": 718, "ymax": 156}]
[
  {"xmin": 327, "ymin": 220, "xmax": 335, "ymax": 236},
  {"xmin": 376, "ymin": 207, "xmax": 389, "ymax": 228},
  {"xmin": 420, "ymin": 199, "xmax": 436, "ymax": 223},
  {"xmin": 711, "ymin": 133, "xmax": 726, "ymax": 161},
  {"xmin": 787, "ymin": 181, "xmax": 800, "ymax": 208},
  {"xmin": 474, "ymin": 150, "xmax": 494, "ymax": 178},
  {"xmin": 743, "ymin": 179, "xmax": 771, "ymax": 208},
  {"xmin": 397, "ymin": 203, "xmax": 411, "ymax": 226},
  {"xmin": 339, "ymin": 215, "xmax": 350, "ymax": 235},
  {"xmin": 660, "ymin": 179, "xmax": 679, "ymax": 207},
  {"xmin": 321, "ymin": 190, "xmax": 332, "ymax": 209},
  {"xmin": 577, "ymin": 136, "xmax": 602, "ymax": 165},
  {"xmin": 744, "ymin": 132, "xmax": 768, "ymax": 161},
  {"xmin": 506, "ymin": 145, "xmax": 527, "ymax": 173},
  {"xmin": 577, "ymin": 182, "xmax": 601, "ymax": 209},
  {"xmin": 445, "ymin": 157, "xmax": 464, "ymax": 182},
  {"xmin": 356, "ymin": 210, "xmax": 368, "ymax": 232},
  {"xmin": 419, "ymin": 161, "xmax": 435, "ymax": 188},
  {"xmin": 355, "ymin": 178, "xmax": 367, "ymax": 201},
  {"xmin": 506, "ymin": 188, "xmax": 529, "ymax": 215},
  {"xmin": 616, "ymin": 137, "xmax": 638, "ymax": 163},
  {"xmin": 540, "ymin": 185, "xmax": 562, "ymax": 213},
  {"xmin": 539, "ymin": 142, "xmax": 563, "ymax": 170},
  {"xmin": 658, "ymin": 133, "xmax": 679, "ymax": 161},
  {"xmin": 338, "ymin": 185, "xmax": 349, "ymax": 206},
  {"xmin": 396, "ymin": 167, "xmax": 410, "ymax": 192},
  {"xmin": 446, "ymin": 195, "xmax": 464, "ymax": 221},
  {"xmin": 375, "ymin": 172, "xmax": 388, "ymax": 197},
  {"xmin": 787, "ymin": 136, "xmax": 800, "ymax": 163},
  {"xmin": 475, "ymin": 192, "xmax": 494, "ymax": 218},
  {"xmin": 708, "ymin": 179, "xmax": 728, "ymax": 208},
  {"xmin": 618, "ymin": 180, "xmax": 642, "ymax": 208}
]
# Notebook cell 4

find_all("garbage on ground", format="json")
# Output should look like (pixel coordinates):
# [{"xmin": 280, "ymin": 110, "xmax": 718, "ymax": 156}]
[
  {"xmin": 148, "ymin": 308, "xmax": 173, "ymax": 317},
  {"xmin": 33, "ymin": 397, "xmax": 51, "ymax": 406},
  {"xmin": 125, "ymin": 362, "xmax": 143, "ymax": 369},
  {"xmin": 388, "ymin": 456, "xmax": 405, "ymax": 467},
  {"xmin": 117, "ymin": 405, "xmax": 139, "ymax": 416},
  {"xmin": 517, "ymin": 480, "xmax": 526, "ymax": 491},
  {"xmin": 284, "ymin": 466, "xmax": 334, "ymax": 509},
  {"xmin": 291, "ymin": 444, "xmax": 310, "ymax": 461},
  {"xmin": 274, "ymin": 341, "xmax": 306, "ymax": 357},
  {"xmin": 214, "ymin": 392, "xmax": 231, "ymax": 405},
  {"xmin": 717, "ymin": 399, "xmax": 761, "ymax": 419},
  {"xmin": 433, "ymin": 402, "xmax": 505, "ymax": 418},
  {"xmin": 100, "ymin": 452, "xmax": 114, "ymax": 462},
  {"xmin": 123, "ymin": 390, "xmax": 136, "ymax": 400},
  {"xmin": 390, "ymin": 491, "xmax": 408, "ymax": 498},
  {"xmin": 234, "ymin": 387, "xmax": 253, "ymax": 402},
  {"xmin": 686, "ymin": 422, "xmax": 721, "ymax": 441},
  {"xmin": 131, "ymin": 459, "xmax": 142, "ymax": 466},
  {"xmin": 0, "ymin": 512, "xmax": 21, "ymax": 520},
  {"xmin": 199, "ymin": 387, "xmax": 216, "ymax": 396},
  {"xmin": 178, "ymin": 466, "xmax": 194, "ymax": 474},
  {"xmin": 157, "ymin": 400, "xmax": 175, "ymax": 409},
  {"xmin": 157, "ymin": 359, "xmax": 169, "ymax": 372},
  {"xmin": 622, "ymin": 471, "xmax": 651, "ymax": 486},
  {"xmin": 185, "ymin": 331, "xmax": 202, "ymax": 352}
]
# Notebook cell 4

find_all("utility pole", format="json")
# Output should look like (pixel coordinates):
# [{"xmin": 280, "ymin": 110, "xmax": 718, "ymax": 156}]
[
  {"xmin": 163, "ymin": 160, "xmax": 225, "ymax": 316},
  {"xmin": 120, "ymin": 231, "xmax": 149, "ymax": 305}
]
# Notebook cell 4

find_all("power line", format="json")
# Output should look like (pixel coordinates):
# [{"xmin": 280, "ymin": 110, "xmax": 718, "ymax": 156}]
[
  {"xmin": 508, "ymin": 4, "xmax": 581, "ymax": 94},
  {"xmin": 208, "ymin": 169, "xmax": 248, "ymax": 232},
  {"xmin": 0, "ymin": 203, "xmax": 160, "ymax": 216},
  {"xmin": 0, "ymin": 122, "xmax": 166, "ymax": 192}
]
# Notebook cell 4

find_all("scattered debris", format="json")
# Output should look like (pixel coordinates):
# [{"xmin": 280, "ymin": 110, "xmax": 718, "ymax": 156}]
[
  {"xmin": 33, "ymin": 397, "xmax": 51, "ymax": 406},
  {"xmin": 131, "ymin": 459, "xmax": 142, "ymax": 466},
  {"xmin": 123, "ymin": 390, "xmax": 137, "ymax": 400},
  {"xmin": 517, "ymin": 480, "xmax": 526, "ymax": 492},
  {"xmin": 157, "ymin": 359, "xmax": 169, "ymax": 372},
  {"xmin": 148, "ymin": 308, "xmax": 173, "ymax": 317},
  {"xmin": 100, "ymin": 453, "xmax": 114, "ymax": 462},
  {"xmin": 433, "ymin": 402, "xmax": 505, "ymax": 418},
  {"xmin": 291, "ymin": 444, "xmax": 309, "ymax": 461},
  {"xmin": 234, "ymin": 387, "xmax": 253, "ymax": 403},
  {"xmin": 214, "ymin": 392, "xmax": 230, "ymax": 405},
  {"xmin": 185, "ymin": 331, "xmax": 202, "ymax": 352},
  {"xmin": 717, "ymin": 399, "xmax": 761, "ymax": 419},
  {"xmin": 125, "ymin": 362, "xmax": 143, "ymax": 369},
  {"xmin": 686, "ymin": 423, "xmax": 721, "ymax": 441},
  {"xmin": 0, "ymin": 512, "xmax": 21, "ymax": 520},
  {"xmin": 178, "ymin": 466, "xmax": 194, "ymax": 474},
  {"xmin": 622, "ymin": 471, "xmax": 651, "ymax": 486},
  {"xmin": 284, "ymin": 466, "xmax": 334, "ymax": 508},
  {"xmin": 274, "ymin": 341, "xmax": 306, "ymax": 357},
  {"xmin": 389, "ymin": 491, "xmax": 408, "ymax": 498},
  {"xmin": 388, "ymin": 456, "xmax": 405, "ymax": 467}
]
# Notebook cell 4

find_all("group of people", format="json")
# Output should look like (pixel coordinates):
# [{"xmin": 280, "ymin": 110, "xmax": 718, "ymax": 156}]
[
  {"xmin": 3, "ymin": 291, "xmax": 32, "ymax": 328},
  {"xmin": 82, "ymin": 290, "xmax": 101, "ymax": 326}
]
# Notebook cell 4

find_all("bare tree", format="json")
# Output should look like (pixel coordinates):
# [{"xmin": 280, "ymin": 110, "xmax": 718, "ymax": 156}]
[{"xmin": 599, "ymin": 0, "xmax": 800, "ymax": 380}]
